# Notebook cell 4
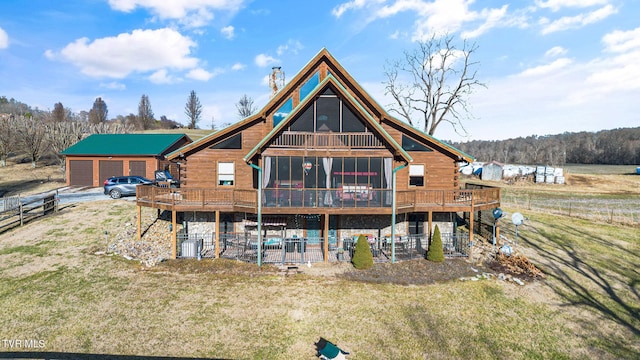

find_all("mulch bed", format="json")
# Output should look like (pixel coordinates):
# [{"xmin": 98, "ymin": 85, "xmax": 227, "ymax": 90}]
[{"xmin": 338, "ymin": 258, "xmax": 484, "ymax": 285}]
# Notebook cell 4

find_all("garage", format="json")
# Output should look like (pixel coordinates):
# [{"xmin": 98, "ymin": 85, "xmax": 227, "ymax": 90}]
[
  {"xmin": 60, "ymin": 133, "xmax": 192, "ymax": 187},
  {"xmin": 69, "ymin": 160, "xmax": 93, "ymax": 186}
]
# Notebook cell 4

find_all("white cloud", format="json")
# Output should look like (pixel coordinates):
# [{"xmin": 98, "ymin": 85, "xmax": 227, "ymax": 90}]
[
  {"xmin": 517, "ymin": 58, "xmax": 573, "ymax": 77},
  {"xmin": 276, "ymin": 40, "xmax": 303, "ymax": 56},
  {"xmin": 51, "ymin": 28, "xmax": 199, "ymax": 78},
  {"xmin": 535, "ymin": 0, "xmax": 609, "ymax": 12},
  {"xmin": 100, "ymin": 82, "xmax": 126, "ymax": 90},
  {"xmin": 108, "ymin": 0, "xmax": 245, "ymax": 27},
  {"xmin": 461, "ymin": 5, "xmax": 510, "ymax": 39},
  {"xmin": 545, "ymin": 46, "xmax": 568, "ymax": 57},
  {"xmin": 255, "ymin": 53, "xmax": 279, "ymax": 67},
  {"xmin": 231, "ymin": 63, "xmax": 246, "ymax": 71},
  {"xmin": 334, "ymin": 0, "xmax": 523, "ymax": 41},
  {"xmin": 0, "ymin": 27, "xmax": 8, "ymax": 49},
  {"xmin": 187, "ymin": 67, "xmax": 224, "ymax": 81},
  {"xmin": 506, "ymin": 27, "xmax": 640, "ymax": 111},
  {"xmin": 540, "ymin": 4, "xmax": 617, "ymax": 34},
  {"xmin": 332, "ymin": 0, "xmax": 378, "ymax": 18},
  {"xmin": 602, "ymin": 26, "xmax": 640, "ymax": 53},
  {"xmin": 148, "ymin": 69, "xmax": 178, "ymax": 84},
  {"xmin": 576, "ymin": 27, "xmax": 640, "ymax": 98},
  {"xmin": 221, "ymin": 25, "xmax": 235, "ymax": 39}
]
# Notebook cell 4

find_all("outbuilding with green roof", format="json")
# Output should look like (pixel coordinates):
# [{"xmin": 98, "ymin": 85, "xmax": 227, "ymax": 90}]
[{"xmin": 60, "ymin": 133, "xmax": 191, "ymax": 187}]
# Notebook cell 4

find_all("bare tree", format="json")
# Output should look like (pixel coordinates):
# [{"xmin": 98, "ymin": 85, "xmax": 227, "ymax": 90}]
[
  {"xmin": 52, "ymin": 102, "xmax": 68, "ymax": 122},
  {"xmin": 0, "ymin": 113, "xmax": 16, "ymax": 166},
  {"xmin": 384, "ymin": 33, "xmax": 485, "ymax": 136},
  {"xmin": 16, "ymin": 114, "xmax": 47, "ymax": 168},
  {"xmin": 88, "ymin": 97, "xmax": 108, "ymax": 124},
  {"xmin": 124, "ymin": 113, "xmax": 140, "ymax": 130},
  {"xmin": 236, "ymin": 94, "xmax": 257, "ymax": 119},
  {"xmin": 46, "ymin": 121, "xmax": 86, "ymax": 169},
  {"xmin": 184, "ymin": 90, "xmax": 202, "ymax": 129},
  {"xmin": 138, "ymin": 94, "xmax": 155, "ymax": 130},
  {"xmin": 90, "ymin": 122, "xmax": 133, "ymax": 134}
]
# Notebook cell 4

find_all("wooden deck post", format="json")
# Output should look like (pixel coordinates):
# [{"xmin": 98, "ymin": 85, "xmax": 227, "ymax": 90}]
[
  {"xmin": 427, "ymin": 211, "xmax": 433, "ymax": 247},
  {"xmin": 137, "ymin": 205, "xmax": 141, "ymax": 240},
  {"xmin": 323, "ymin": 213, "xmax": 329, "ymax": 263},
  {"xmin": 495, "ymin": 220, "xmax": 501, "ymax": 247},
  {"xmin": 468, "ymin": 211, "xmax": 474, "ymax": 247},
  {"xmin": 171, "ymin": 210, "xmax": 177, "ymax": 259},
  {"xmin": 215, "ymin": 210, "xmax": 220, "ymax": 258}
]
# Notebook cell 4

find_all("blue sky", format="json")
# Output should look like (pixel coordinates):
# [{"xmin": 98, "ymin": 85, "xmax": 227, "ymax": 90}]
[{"xmin": 1, "ymin": 0, "xmax": 638, "ymax": 141}]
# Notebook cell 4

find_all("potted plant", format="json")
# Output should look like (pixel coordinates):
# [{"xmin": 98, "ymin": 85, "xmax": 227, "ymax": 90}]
[{"xmin": 336, "ymin": 247, "xmax": 344, "ymax": 261}]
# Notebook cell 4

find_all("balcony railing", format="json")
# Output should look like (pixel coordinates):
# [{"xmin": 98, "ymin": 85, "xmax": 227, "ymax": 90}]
[
  {"xmin": 270, "ymin": 131, "xmax": 385, "ymax": 149},
  {"xmin": 136, "ymin": 185, "xmax": 500, "ymax": 211}
]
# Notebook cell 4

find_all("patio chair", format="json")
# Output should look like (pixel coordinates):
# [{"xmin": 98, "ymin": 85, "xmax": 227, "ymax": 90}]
[{"xmin": 316, "ymin": 337, "xmax": 349, "ymax": 360}]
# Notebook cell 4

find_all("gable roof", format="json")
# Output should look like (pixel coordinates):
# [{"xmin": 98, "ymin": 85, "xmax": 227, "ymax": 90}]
[
  {"xmin": 167, "ymin": 48, "xmax": 473, "ymax": 163},
  {"xmin": 61, "ymin": 133, "xmax": 191, "ymax": 156},
  {"xmin": 243, "ymin": 74, "xmax": 412, "ymax": 163}
]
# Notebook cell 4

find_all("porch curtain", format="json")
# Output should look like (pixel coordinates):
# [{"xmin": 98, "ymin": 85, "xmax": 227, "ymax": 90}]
[
  {"xmin": 322, "ymin": 157, "xmax": 333, "ymax": 205},
  {"xmin": 384, "ymin": 157, "xmax": 392, "ymax": 205},
  {"xmin": 262, "ymin": 156, "xmax": 271, "ymax": 189}
]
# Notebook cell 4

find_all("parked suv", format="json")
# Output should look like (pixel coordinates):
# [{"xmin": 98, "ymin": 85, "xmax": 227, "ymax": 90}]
[{"xmin": 103, "ymin": 176, "xmax": 154, "ymax": 199}]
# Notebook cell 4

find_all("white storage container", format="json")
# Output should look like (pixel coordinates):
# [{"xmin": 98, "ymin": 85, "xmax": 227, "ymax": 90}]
[{"xmin": 181, "ymin": 240, "xmax": 197, "ymax": 258}]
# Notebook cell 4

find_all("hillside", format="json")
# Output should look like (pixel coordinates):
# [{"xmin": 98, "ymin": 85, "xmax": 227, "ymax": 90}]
[{"xmin": 450, "ymin": 126, "xmax": 640, "ymax": 165}]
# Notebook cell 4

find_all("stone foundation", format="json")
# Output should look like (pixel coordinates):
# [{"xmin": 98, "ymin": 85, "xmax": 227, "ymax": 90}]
[{"xmin": 180, "ymin": 211, "xmax": 458, "ymax": 240}]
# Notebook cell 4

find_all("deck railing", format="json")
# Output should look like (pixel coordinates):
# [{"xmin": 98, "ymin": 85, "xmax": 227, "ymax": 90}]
[
  {"xmin": 270, "ymin": 131, "xmax": 384, "ymax": 149},
  {"xmin": 137, "ymin": 185, "xmax": 500, "ymax": 211}
]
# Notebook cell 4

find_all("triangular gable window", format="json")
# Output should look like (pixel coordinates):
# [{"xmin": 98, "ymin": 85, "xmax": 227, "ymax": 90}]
[
  {"xmin": 210, "ymin": 133, "xmax": 242, "ymax": 149},
  {"xmin": 402, "ymin": 135, "xmax": 432, "ymax": 152},
  {"xmin": 322, "ymin": 87, "xmax": 335, "ymax": 95}
]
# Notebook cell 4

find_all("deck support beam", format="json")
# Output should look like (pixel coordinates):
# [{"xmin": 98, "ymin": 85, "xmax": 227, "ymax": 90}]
[
  {"xmin": 171, "ymin": 209, "xmax": 177, "ymax": 259},
  {"xmin": 468, "ymin": 210, "xmax": 474, "ymax": 259},
  {"xmin": 323, "ymin": 213, "xmax": 329, "ymax": 263},
  {"xmin": 427, "ymin": 211, "xmax": 433, "ymax": 248},
  {"xmin": 215, "ymin": 210, "xmax": 220, "ymax": 258},
  {"xmin": 137, "ymin": 205, "xmax": 141, "ymax": 240}
]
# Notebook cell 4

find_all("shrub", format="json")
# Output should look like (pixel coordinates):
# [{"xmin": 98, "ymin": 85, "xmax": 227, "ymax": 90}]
[
  {"xmin": 351, "ymin": 235, "xmax": 374, "ymax": 269},
  {"xmin": 426, "ymin": 225, "xmax": 445, "ymax": 262}
]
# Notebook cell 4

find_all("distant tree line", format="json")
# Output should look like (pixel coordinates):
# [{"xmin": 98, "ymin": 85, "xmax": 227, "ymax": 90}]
[
  {"xmin": 449, "ymin": 127, "xmax": 640, "ymax": 165},
  {"xmin": 0, "ymin": 92, "xmax": 259, "ymax": 170},
  {"xmin": 0, "ymin": 96, "xmax": 135, "ymax": 169}
]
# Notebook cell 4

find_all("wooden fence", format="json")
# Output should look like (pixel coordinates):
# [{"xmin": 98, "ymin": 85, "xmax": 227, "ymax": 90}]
[{"xmin": 0, "ymin": 191, "xmax": 59, "ymax": 232}]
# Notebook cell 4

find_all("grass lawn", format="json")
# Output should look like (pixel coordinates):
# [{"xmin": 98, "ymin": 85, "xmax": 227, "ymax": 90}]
[{"xmin": 0, "ymin": 199, "xmax": 638, "ymax": 359}]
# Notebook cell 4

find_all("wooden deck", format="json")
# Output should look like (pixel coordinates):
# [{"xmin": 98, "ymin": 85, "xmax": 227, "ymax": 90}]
[{"xmin": 136, "ymin": 184, "xmax": 500, "ymax": 213}]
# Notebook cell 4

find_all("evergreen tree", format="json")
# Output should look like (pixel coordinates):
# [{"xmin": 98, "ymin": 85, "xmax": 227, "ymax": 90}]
[
  {"xmin": 351, "ymin": 235, "xmax": 374, "ymax": 269},
  {"xmin": 427, "ymin": 225, "xmax": 445, "ymax": 262}
]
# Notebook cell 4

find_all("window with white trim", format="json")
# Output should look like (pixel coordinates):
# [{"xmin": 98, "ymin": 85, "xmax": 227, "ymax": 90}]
[
  {"xmin": 218, "ymin": 162, "xmax": 235, "ymax": 186},
  {"xmin": 409, "ymin": 164, "xmax": 424, "ymax": 187}
]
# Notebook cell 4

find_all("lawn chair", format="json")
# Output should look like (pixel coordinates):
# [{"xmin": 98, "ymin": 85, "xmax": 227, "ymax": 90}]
[{"xmin": 316, "ymin": 337, "xmax": 349, "ymax": 360}]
